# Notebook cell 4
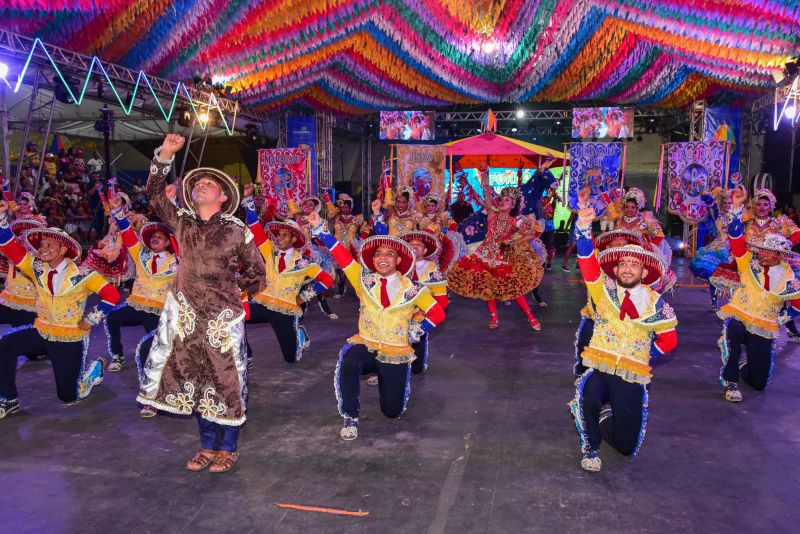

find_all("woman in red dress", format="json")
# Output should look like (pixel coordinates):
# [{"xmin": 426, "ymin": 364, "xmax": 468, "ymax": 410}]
[{"xmin": 447, "ymin": 168, "xmax": 543, "ymax": 330}]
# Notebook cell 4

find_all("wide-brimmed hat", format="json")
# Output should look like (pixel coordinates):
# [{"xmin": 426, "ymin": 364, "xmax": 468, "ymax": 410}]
[
  {"xmin": 140, "ymin": 222, "xmax": 174, "ymax": 253},
  {"xmin": 400, "ymin": 231, "xmax": 440, "ymax": 260},
  {"xmin": 749, "ymin": 233, "xmax": 799, "ymax": 262},
  {"xmin": 598, "ymin": 244, "xmax": 665, "ymax": 287},
  {"xmin": 11, "ymin": 218, "xmax": 45, "ymax": 236},
  {"xmin": 300, "ymin": 197, "xmax": 322, "ymax": 213},
  {"xmin": 181, "ymin": 167, "xmax": 240, "ymax": 217},
  {"xmin": 267, "ymin": 220, "xmax": 307, "ymax": 249},
  {"xmin": 24, "ymin": 227, "xmax": 81, "ymax": 260},
  {"xmin": 595, "ymin": 230, "xmax": 646, "ymax": 252},
  {"xmin": 360, "ymin": 235, "xmax": 415, "ymax": 276}
]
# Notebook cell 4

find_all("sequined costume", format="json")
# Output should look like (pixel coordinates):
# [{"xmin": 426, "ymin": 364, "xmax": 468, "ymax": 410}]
[{"xmin": 136, "ymin": 152, "xmax": 266, "ymax": 427}]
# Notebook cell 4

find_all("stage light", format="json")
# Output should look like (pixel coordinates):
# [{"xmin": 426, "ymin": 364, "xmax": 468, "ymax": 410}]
[
  {"xmin": 555, "ymin": 120, "xmax": 561, "ymax": 125},
  {"xmin": 0, "ymin": 62, "xmax": 8, "ymax": 80},
  {"xmin": 198, "ymin": 111, "xmax": 210, "ymax": 124},
  {"xmin": 516, "ymin": 109, "xmax": 525, "ymax": 118},
  {"xmin": 785, "ymin": 104, "xmax": 796, "ymax": 120},
  {"xmin": 511, "ymin": 127, "xmax": 518, "ymax": 133}
]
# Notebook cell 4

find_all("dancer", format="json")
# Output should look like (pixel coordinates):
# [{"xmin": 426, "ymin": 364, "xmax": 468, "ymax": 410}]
[
  {"xmin": 572, "ymin": 229, "xmax": 654, "ymax": 377},
  {"xmin": 568, "ymin": 196, "xmax": 677, "ymax": 472},
  {"xmin": 104, "ymin": 193, "xmax": 177, "ymax": 379},
  {"xmin": 290, "ymin": 195, "xmax": 338, "ymax": 319},
  {"xmin": 717, "ymin": 188, "xmax": 800, "ymax": 402},
  {"xmin": 136, "ymin": 134, "xmax": 266, "ymax": 472},
  {"xmin": 447, "ymin": 169, "xmax": 543, "ymax": 330},
  {"xmin": 242, "ymin": 186, "xmax": 333, "ymax": 364},
  {"xmin": 307, "ymin": 209, "xmax": 445, "ymax": 440},
  {"xmin": 0, "ymin": 207, "xmax": 119, "ymax": 418},
  {"xmin": 373, "ymin": 199, "xmax": 448, "ymax": 374},
  {"xmin": 324, "ymin": 193, "xmax": 367, "ymax": 297},
  {"xmin": 0, "ymin": 219, "xmax": 45, "ymax": 328},
  {"xmin": 382, "ymin": 186, "xmax": 419, "ymax": 236},
  {"xmin": 689, "ymin": 189, "xmax": 734, "ymax": 310}
]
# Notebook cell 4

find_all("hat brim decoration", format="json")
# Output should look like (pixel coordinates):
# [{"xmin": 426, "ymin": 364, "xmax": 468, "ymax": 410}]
[
  {"xmin": 140, "ymin": 222, "xmax": 174, "ymax": 253},
  {"xmin": 24, "ymin": 227, "xmax": 81, "ymax": 261},
  {"xmin": 400, "ymin": 231, "xmax": 441, "ymax": 260},
  {"xmin": 359, "ymin": 235, "xmax": 415, "ymax": 276},
  {"xmin": 747, "ymin": 239, "xmax": 799, "ymax": 263},
  {"xmin": 267, "ymin": 221, "xmax": 308, "ymax": 250},
  {"xmin": 595, "ymin": 230, "xmax": 646, "ymax": 252},
  {"xmin": 597, "ymin": 245, "xmax": 665, "ymax": 287},
  {"xmin": 181, "ymin": 167, "xmax": 240, "ymax": 217},
  {"xmin": 753, "ymin": 189, "xmax": 777, "ymax": 211},
  {"xmin": 301, "ymin": 197, "xmax": 322, "ymax": 213},
  {"xmin": 11, "ymin": 219, "xmax": 45, "ymax": 236}
]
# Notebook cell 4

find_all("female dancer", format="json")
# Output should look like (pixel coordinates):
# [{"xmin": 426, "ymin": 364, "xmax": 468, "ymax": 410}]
[
  {"xmin": 689, "ymin": 188, "xmax": 734, "ymax": 310},
  {"xmin": 447, "ymin": 169, "xmax": 543, "ymax": 330}
]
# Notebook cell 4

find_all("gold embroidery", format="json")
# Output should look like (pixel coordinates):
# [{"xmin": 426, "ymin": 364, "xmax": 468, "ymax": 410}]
[
  {"xmin": 175, "ymin": 292, "xmax": 196, "ymax": 339},
  {"xmin": 198, "ymin": 387, "xmax": 227, "ymax": 419},
  {"xmin": 165, "ymin": 382, "xmax": 195, "ymax": 414},
  {"xmin": 206, "ymin": 308, "xmax": 237, "ymax": 353}
]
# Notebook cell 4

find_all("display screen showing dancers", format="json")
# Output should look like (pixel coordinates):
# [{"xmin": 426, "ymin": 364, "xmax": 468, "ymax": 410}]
[
  {"xmin": 571, "ymin": 107, "xmax": 633, "ymax": 139},
  {"xmin": 379, "ymin": 111, "xmax": 435, "ymax": 141}
]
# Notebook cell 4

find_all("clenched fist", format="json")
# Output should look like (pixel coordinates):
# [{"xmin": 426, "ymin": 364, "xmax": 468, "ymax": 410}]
[{"xmin": 160, "ymin": 134, "xmax": 186, "ymax": 160}]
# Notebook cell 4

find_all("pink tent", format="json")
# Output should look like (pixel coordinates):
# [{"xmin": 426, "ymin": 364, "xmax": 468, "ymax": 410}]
[{"xmin": 443, "ymin": 132, "xmax": 567, "ymax": 169}]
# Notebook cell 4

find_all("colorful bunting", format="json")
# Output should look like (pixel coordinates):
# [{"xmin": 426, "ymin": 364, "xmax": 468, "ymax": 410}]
[{"xmin": 2, "ymin": 1, "xmax": 798, "ymax": 114}]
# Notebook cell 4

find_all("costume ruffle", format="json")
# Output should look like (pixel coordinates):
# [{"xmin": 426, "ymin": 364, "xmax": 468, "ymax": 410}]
[{"xmin": 447, "ymin": 240, "xmax": 543, "ymax": 301}]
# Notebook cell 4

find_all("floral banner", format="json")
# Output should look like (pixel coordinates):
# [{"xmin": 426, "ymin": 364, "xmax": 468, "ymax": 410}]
[
  {"xmin": 665, "ymin": 141, "xmax": 727, "ymax": 224},
  {"xmin": 395, "ymin": 145, "xmax": 447, "ymax": 199},
  {"xmin": 567, "ymin": 142, "xmax": 623, "ymax": 216},
  {"xmin": 257, "ymin": 148, "xmax": 310, "ymax": 215}
]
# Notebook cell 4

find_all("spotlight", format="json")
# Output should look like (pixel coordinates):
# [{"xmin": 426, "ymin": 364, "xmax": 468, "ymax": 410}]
[
  {"xmin": 0, "ymin": 62, "xmax": 8, "ymax": 80},
  {"xmin": 53, "ymin": 75, "xmax": 75, "ymax": 104},
  {"xmin": 516, "ymin": 109, "xmax": 525, "ymax": 118},
  {"xmin": 511, "ymin": 127, "xmax": 518, "ymax": 133},
  {"xmin": 785, "ymin": 104, "xmax": 797, "ymax": 120},
  {"xmin": 198, "ymin": 111, "xmax": 210, "ymax": 124},
  {"xmin": 245, "ymin": 123, "xmax": 259, "ymax": 143},
  {"xmin": 555, "ymin": 120, "xmax": 562, "ymax": 125}
]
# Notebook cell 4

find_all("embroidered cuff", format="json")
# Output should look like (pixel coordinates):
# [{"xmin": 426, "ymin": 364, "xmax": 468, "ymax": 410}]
[
  {"xmin": 575, "ymin": 222, "xmax": 593, "ymax": 240},
  {"xmin": 0, "ymin": 214, "xmax": 9, "ymax": 228},
  {"xmin": 153, "ymin": 147, "xmax": 175, "ymax": 166},
  {"xmin": 299, "ymin": 287, "xmax": 317, "ymax": 303},
  {"xmin": 241, "ymin": 197, "xmax": 256, "ymax": 211},
  {"xmin": 111, "ymin": 207, "xmax": 127, "ymax": 220},
  {"xmin": 309, "ymin": 220, "xmax": 328, "ymax": 237},
  {"xmin": 408, "ymin": 322, "xmax": 424, "ymax": 343},
  {"xmin": 84, "ymin": 308, "xmax": 105, "ymax": 326}
]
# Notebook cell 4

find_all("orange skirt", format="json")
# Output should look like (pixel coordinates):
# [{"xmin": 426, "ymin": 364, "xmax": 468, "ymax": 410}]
[{"xmin": 447, "ymin": 241, "xmax": 543, "ymax": 301}]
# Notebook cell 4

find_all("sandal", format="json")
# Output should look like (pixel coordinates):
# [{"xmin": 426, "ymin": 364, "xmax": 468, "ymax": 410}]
[
  {"xmin": 186, "ymin": 449, "xmax": 217, "ymax": 471},
  {"xmin": 488, "ymin": 313, "xmax": 499, "ymax": 330},
  {"xmin": 528, "ymin": 315, "xmax": 541, "ymax": 331},
  {"xmin": 209, "ymin": 451, "xmax": 240, "ymax": 473}
]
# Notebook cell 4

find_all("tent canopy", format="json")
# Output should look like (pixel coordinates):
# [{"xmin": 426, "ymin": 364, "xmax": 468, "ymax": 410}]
[{"xmin": 444, "ymin": 133, "xmax": 567, "ymax": 168}]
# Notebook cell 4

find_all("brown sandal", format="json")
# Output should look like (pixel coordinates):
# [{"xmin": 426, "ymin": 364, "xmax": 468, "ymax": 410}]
[
  {"xmin": 185, "ymin": 449, "xmax": 218, "ymax": 471},
  {"xmin": 209, "ymin": 451, "xmax": 239, "ymax": 473}
]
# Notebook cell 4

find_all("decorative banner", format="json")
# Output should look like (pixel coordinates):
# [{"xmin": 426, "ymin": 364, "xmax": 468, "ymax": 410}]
[
  {"xmin": 567, "ymin": 142, "xmax": 624, "ymax": 216},
  {"xmin": 257, "ymin": 148, "xmax": 309, "ymax": 215},
  {"xmin": 704, "ymin": 107, "xmax": 742, "ymax": 174},
  {"xmin": 395, "ymin": 145, "xmax": 446, "ymax": 199},
  {"xmin": 665, "ymin": 141, "xmax": 727, "ymax": 224},
  {"xmin": 287, "ymin": 116, "xmax": 317, "ymax": 196}
]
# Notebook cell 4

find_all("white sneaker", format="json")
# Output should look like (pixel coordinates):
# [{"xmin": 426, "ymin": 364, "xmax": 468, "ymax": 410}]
[
  {"xmin": 366, "ymin": 375, "xmax": 378, "ymax": 386},
  {"xmin": 340, "ymin": 417, "xmax": 358, "ymax": 440},
  {"xmin": 581, "ymin": 450, "xmax": 602, "ymax": 472},
  {"xmin": 724, "ymin": 384, "xmax": 742, "ymax": 402}
]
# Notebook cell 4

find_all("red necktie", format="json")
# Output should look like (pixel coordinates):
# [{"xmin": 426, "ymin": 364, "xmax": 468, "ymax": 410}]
[
  {"xmin": 411, "ymin": 267, "xmax": 418, "ymax": 281},
  {"xmin": 764, "ymin": 270, "xmax": 770, "ymax": 291},
  {"xmin": 619, "ymin": 290, "xmax": 639, "ymax": 320},
  {"xmin": 47, "ymin": 269, "xmax": 57, "ymax": 294},
  {"xmin": 150, "ymin": 255, "xmax": 158, "ymax": 274},
  {"xmin": 278, "ymin": 252, "xmax": 286, "ymax": 273},
  {"xmin": 379, "ymin": 278, "xmax": 391, "ymax": 308}
]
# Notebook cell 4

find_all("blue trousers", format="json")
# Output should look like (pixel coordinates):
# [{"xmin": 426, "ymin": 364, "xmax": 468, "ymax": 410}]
[{"xmin": 197, "ymin": 415, "xmax": 240, "ymax": 452}]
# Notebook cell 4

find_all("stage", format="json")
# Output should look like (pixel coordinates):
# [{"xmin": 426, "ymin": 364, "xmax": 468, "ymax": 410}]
[{"xmin": 1, "ymin": 259, "xmax": 798, "ymax": 534}]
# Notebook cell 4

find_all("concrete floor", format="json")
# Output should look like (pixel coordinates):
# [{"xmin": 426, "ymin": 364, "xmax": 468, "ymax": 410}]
[{"xmin": 1, "ymin": 258, "xmax": 799, "ymax": 534}]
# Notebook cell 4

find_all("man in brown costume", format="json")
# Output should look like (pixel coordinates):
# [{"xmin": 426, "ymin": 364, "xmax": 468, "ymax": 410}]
[{"xmin": 136, "ymin": 134, "xmax": 266, "ymax": 473}]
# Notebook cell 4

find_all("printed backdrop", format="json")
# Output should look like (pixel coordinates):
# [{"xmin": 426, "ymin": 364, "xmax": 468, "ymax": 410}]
[
  {"xmin": 257, "ymin": 148, "xmax": 310, "ymax": 216},
  {"xmin": 567, "ymin": 142, "xmax": 623, "ymax": 216},
  {"xmin": 666, "ymin": 141, "xmax": 727, "ymax": 224},
  {"xmin": 395, "ymin": 145, "xmax": 446, "ymax": 199}
]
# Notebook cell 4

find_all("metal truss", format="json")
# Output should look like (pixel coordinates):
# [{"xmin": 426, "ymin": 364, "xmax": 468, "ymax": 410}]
[
  {"xmin": 316, "ymin": 112, "xmax": 334, "ymax": 190},
  {"xmin": 0, "ymin": 29, "xmax": 269, "ymax": 134}
]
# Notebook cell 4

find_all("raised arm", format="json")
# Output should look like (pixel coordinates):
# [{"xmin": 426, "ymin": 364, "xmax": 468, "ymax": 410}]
[
  {"xmin": 307, "ymin": 210, "xmax": 363, "ymax": 292},
  {"xmin": 146, "ymin": 134, "xmax": 185, "ymax": 229},
  {"xmin": 0, "ymin": 201, "xmax": 34, "ymax": 279},
  {"xmin": 728, "ymin": 188, "xmax": 748, "ymax": 260},
  {"xmin": 108, "ymin": 193, "xmax": 141, "ymax": 252},
  {"xmin": 574, "ymin": 188, "xmax": 605, "ymax": 303},
  {"xmin": 241, "ymin": 184, "xmax": 269, "ymax": 251},
  {"xmin": 370, "ymin": 198, "xmax": 389, "ymax": 236}
]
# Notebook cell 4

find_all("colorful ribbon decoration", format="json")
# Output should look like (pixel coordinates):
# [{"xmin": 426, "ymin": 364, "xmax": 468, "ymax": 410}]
[{"xmin": 1, "ymin": 1, "xmax": 797, "ymax": 114}]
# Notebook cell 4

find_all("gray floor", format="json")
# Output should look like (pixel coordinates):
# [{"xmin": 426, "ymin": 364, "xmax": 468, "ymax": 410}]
[{"xmin": 1, "ymin": 259, "xmax": 799, "ymax": 534}]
